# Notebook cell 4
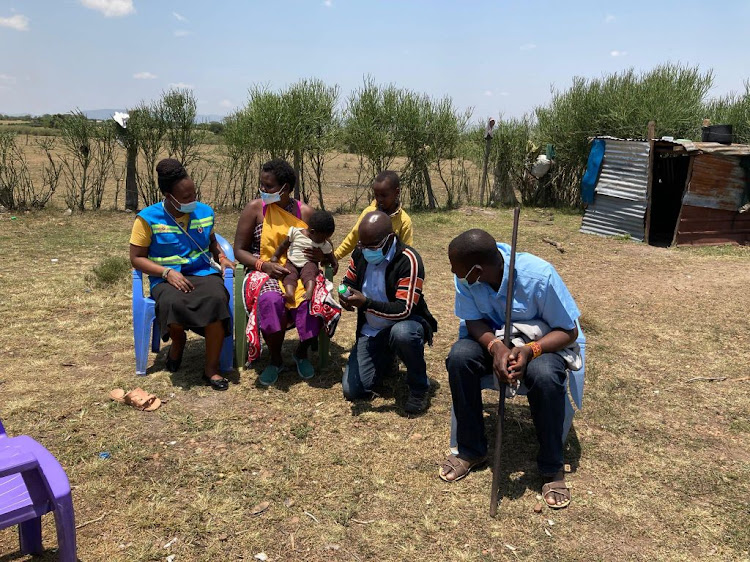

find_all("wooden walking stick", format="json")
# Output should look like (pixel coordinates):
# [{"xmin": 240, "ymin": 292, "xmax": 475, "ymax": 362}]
[{"xmin": 490, "ymin": 206, "xmax": 520, "ymax": 517}]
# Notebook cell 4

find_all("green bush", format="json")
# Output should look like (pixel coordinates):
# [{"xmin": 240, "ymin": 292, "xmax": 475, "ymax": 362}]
[{"xmin": 90, "ymin": 256, "xmax": 131, "ymax": 287}]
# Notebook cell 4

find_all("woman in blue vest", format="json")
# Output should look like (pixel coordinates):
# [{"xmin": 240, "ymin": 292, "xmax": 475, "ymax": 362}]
[{"xmin": 129, "ymin": 159, "xmax": 235, "ymax": 390}]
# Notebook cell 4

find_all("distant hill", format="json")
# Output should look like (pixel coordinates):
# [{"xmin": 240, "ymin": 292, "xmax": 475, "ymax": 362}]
[{"xmin": 82, "ymin": 109, "xmax": 226, "ymax": 123}]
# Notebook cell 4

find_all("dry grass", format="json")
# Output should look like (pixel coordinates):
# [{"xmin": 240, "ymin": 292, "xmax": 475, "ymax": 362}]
[{"xmin": 0, "ymin": 206, "xmax": 748, "ymax": 561}]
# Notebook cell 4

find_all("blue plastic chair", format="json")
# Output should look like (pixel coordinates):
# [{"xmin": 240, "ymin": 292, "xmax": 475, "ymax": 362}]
[
  {"xmin": 132, "ymin": 233, "xmax": 235, "ymax": 375},
  {"xmin": 0, "ymin": 418, "xmax": 77, "ymax": 561},
  {"xmin": 450, "ymin": 326, "xmax": 586, "ymax": 454}
]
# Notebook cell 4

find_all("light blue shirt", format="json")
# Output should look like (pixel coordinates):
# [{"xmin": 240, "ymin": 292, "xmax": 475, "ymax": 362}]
[
  {"xmin": 454, "ymin": 243, "xmax": 580, "ymax": 339},
  {"xmin": 361, "ymin": 240, "xmax": 398, "ymax": 337}
]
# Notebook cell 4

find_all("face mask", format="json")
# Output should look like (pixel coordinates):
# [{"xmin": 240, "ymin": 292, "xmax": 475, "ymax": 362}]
[
  {"xmin": 457, "ymin": 265, "xmax": 481, "ymax": 289},
  {"xmin": 361, "ymin": 234, "xmax": 392, "ymax": 265},
  {"xmin": 362, "ymin": 248, "xmax": 387, "ymax": 265},
  {"xmin": 260, "ymin": 190, "xmax": 281, "ymax": 205},
  {"xmin": 169, "ymin": 194, "xmax": 197, "ymax": 214},
  {"xmin": 260, "ymin": 184, "xmax": 286, "ymax": 205}
]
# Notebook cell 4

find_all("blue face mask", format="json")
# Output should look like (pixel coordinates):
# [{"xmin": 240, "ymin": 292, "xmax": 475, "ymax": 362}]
[
  {"xmin": 260, "ymin": 190, "xmax": 281, "ymax": 205},
  {"xmin": 362, "ymin": 234, "xmax": 392, "ymax": 265},
  {"xmin": 457, "ymin": 264, "xmax": 481, "ymax": 289},
  {"xmin": 169, "ymin": 194, "xmax": 197, "ymax": 214},
  {"xmin": 260, "ymin": 183, "xmax": 286, "ymax": 205},
  {"xmin": 362, "ymin": 248, "xmax": 387, "ymax": 265}
]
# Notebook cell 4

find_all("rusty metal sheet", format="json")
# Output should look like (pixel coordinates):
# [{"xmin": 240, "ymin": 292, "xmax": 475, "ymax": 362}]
[
  {"xmin": 674, "ymin": 205, "xmax": 750, "ymax": 246},
  {"xmin": 683, "ymin": 154, "xmax": 746, "ymax": 211},
  {"xmin": 670, "ymin": 140, "xmax": 750, "ymax": 156}
]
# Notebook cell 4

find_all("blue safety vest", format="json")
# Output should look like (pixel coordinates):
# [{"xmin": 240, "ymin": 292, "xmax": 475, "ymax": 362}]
[{"xmin": 138, "ymin": 201, "xmax": 216, "ymax": 290}]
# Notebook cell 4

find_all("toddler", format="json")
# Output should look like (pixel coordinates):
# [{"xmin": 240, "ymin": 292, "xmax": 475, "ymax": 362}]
[{"xmin": 272, "ymin": 209, "xmax": 337, "ymax": 303}]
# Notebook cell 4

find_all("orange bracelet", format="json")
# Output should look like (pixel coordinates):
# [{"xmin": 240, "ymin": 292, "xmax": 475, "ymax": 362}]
[
  {"xmin": 255, "ymin": 259, "xmax": 265, "ymax": 272},
  {"xmin": 487, "ymin": 338, "xmax": 503, "ymax": 354},
  {"xmin": 525, "ymin": 341, "xmax": 542, "ymax": 359}
]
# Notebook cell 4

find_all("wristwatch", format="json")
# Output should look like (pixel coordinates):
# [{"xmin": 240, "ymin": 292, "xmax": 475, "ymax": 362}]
[{"xmin": 161, "ymin": 267, "xmax": 172, "ymax": 280}]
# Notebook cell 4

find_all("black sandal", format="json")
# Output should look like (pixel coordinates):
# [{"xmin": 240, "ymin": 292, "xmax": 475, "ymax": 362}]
[{"xmin": 203, "ymin": 374, "xmax": 229, "ymax": 391}]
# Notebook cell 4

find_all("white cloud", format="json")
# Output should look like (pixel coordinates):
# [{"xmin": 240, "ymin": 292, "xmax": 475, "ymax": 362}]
[
  {"xmin": 219, "ymin": 99, "xmax": 233, "ymax": 109},
  {"xmin": 605, "ymin": 14, "xmax": 616, "ymax": 23},
  {"xmin": 323, "ymin": 0, "xmax": 333, "ymax": 6},
  {"xmin": 0, "ymin": 74, "xmax": 17, "ymax": 84},
  {"xmin": 174, "ymin": 29, "xmax": 190, "ymax": 37},
  {"xmin": 133, "ymin": 71, "xmax": 157, "ymax": 79},
  {"xmin": 520, "ymin": 43, "xmax": 536, "ymax": 51},
  {"xmin": 610, "ymin": 50, "xmax": 628, "ymax": 57},
  {"xmin": 173, "ymin": 11, "xmax": 187, "ymax": 22},
  {"xmin": 80, "ymin": 0, "xmax": 134, "ymax": 17},
  {"xmin": 498, "ymin": 91, "xmax": 510, "ymax": 96},
  {"xmin": 483, "ymin": 90, "xmax": 493, "ymax": 97},
  {"xmin": 169, "ymin": 82, "xmax": 194, "ymax": 89},
  {"xmin": 0, "ymin": 14, "xmax": 29, "ymax": 31}
]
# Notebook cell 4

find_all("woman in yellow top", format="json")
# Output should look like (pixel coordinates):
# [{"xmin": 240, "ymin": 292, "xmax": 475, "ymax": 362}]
[
  {"xmin": 129, "ymin": 159, "xmax": 235, "ymax": 390},
  {"xmin": 334, "ymin": 171, "xmax": 413, "ymax": 260}
]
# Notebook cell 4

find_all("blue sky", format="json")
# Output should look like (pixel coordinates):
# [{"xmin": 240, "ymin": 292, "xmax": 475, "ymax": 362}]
[{"xmin": 1, "ymin": 0, "xmax": 749, "ymax": 121}]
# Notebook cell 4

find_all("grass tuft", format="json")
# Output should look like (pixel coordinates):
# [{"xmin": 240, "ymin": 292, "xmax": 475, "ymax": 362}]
[{"xmin": 88, "ymin": 255, "xmax": 131, "ymax": 287}]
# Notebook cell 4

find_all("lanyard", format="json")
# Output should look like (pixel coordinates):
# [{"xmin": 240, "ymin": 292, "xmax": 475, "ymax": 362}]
[{"xmin": 161, "ymin": 202, "xmax": 220, "ymax": 271}]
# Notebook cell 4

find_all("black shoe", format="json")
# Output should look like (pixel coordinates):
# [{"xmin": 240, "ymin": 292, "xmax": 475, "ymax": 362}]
[
  {"xmin": 404, "ymin": 387, "xmax": 430, "ymax": 414},
  {"xmin": 165, "ymin": 355, "xmax": 182, "ymax": 372},
  {"xmin": 203, "ymin": 374, "xmax": 229, "ymax": 391}
]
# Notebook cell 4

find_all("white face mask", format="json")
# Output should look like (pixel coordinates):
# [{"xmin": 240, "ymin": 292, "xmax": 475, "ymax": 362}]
[{"xmin": 457, "ymin": 264, "xmax": 481, "ymax": 289}]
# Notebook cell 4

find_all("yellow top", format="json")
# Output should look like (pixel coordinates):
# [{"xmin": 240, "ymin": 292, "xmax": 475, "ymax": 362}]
[
  {"xmin": 260, "ymin": 202, "xmax": 309, "ymax": 308},
  {"xmin": 129, "ymin": 214, "xmax": 191, "ymax": 247},
  {"xmin": 334, "ymin": 201, "xmax": 413, "ymax": 260}
]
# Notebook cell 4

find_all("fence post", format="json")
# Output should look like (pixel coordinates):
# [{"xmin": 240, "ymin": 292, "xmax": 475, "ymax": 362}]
[
  {"xmin": 479, "ymin": 118, "xmax": 495, "ymax": 206},
  {"xmin": 644, "ymin": 120, "xmax": 656, "ymax": 243}
]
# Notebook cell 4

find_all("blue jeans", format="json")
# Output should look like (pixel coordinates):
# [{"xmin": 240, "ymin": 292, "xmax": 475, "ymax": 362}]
[
  {"xmin": 446, "ymin": 338, "xmax": 568, "ymax": 475},
  {"xmin": 342, "ymin": 320, "xmax": 429, "ymax": 400}
]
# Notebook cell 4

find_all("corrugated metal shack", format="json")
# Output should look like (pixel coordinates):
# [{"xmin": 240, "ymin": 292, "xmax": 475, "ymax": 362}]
[{"xmin": 580, "ymin": 136, "xmax": 750, "ymax": 246}]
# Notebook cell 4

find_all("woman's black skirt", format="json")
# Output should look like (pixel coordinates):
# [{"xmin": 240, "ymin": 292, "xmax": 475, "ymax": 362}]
[{"xmin": 151, "ymin": 274, "xmax": 231, "ymax": 340}]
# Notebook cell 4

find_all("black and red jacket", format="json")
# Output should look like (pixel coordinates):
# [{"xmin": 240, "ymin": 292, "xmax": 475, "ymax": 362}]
[{"xmin": 342, "ymin": 238, "xmax": 438, "ymax": 344}]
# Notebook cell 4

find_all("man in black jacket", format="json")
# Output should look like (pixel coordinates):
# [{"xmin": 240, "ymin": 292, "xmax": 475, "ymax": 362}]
[{"xmin": 339, "ymin": 211, "xmax": 438, "ymax": 414}]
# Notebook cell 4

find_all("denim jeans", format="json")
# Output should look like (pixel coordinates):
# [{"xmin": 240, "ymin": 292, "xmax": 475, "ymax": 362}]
[
  {"xmin": 342, "ymin": 320, "xmax": 429, "ymax": 400},
  {"xmin": 446, "ymin": 337, "xmax": 568, "ymax": 475}
]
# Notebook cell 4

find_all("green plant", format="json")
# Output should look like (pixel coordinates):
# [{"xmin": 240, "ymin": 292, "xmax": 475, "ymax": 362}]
[
  {"xmin": 129, "ymin": 100, "xmax": 166, "ymax": 206},
  {"xmin": 162, "ymin": 88, "xmax": 204, "ymax": 169},
  {"xmin": 290, "ymin": 423, "xmax": 313, "ymax": 440},
  {"xmin": 89, "ymin": 256, "xmax": 131, "ymax": 287},
  {"xmin": 343, "ymin": 77, "xmax": 400, "ymax": 185},
  {"xmin": 535, "ymin": 63, "xmax": 713, "ymax": 205}
]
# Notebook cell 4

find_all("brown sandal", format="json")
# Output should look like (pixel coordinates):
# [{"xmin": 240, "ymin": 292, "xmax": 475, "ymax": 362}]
[
  {"xmin": 541, "ymin": 479, "xmax": 571, "ymax": 509},
  {"xmin": 438, "ymin": 454, "xmax": 486, "ymax": 482},
  {"xmin": 109, "ymin": 388, "xmax": 162, "ymax": 411}
]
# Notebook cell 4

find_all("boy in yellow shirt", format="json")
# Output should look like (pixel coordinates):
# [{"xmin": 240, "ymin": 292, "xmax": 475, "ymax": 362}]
[{"xmin": 334, "ymin": 171, "xmax": 413, "ymax": 260}]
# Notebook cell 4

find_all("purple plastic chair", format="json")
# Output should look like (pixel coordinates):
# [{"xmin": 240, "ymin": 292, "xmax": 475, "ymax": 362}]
[{"xmin": 0, "ymin": 419, "xmax": 77, "ymax": 561}]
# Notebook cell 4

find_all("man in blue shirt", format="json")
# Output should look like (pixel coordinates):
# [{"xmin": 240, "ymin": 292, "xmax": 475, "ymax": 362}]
[{"xmin": 439, "ymin": 228, "xmax": 580, "ymax": 509}]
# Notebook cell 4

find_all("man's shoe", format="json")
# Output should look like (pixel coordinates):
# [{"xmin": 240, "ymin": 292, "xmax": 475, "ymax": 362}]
[{"xmin": 404, "ymin": 387, "xmax": 430, "ymax": 414}]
